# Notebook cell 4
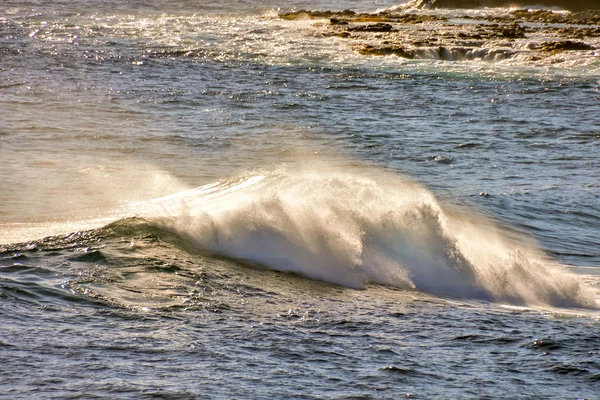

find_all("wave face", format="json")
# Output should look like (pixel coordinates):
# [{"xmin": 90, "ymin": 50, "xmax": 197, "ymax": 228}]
[{"xmin": 129, "ymin": 166, "xmax": 596, "ymax": 308}]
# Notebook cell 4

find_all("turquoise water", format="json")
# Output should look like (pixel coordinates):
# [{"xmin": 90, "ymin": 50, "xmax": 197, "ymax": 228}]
[{"xmin": 1, "ymin": 1, "xmax": 599, "ymax": 398}]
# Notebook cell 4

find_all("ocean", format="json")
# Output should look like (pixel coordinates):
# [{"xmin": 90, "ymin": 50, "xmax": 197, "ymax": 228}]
[{"xmin": 1, "ymin": 0, "xmax": 599, "ymax": 398}]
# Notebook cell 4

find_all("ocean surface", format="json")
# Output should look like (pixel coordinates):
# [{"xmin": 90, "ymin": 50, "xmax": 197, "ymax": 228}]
[{"xmin": 1, "ymin": 0, "xmax": 599, "ymax": 398}]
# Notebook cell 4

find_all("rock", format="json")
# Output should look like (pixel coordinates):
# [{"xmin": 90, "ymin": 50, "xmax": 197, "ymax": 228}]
[
  {"xmin": 329, "ymin": 18, "xmax": 348, "ymax": 25},
  {"xmin": 539, "ymin": 41, "xmax": 595, "ymax": 51},
  {"xmin": 355, "ymin": 44, "xmax": 414, "ymax": 59},
  {"xmin": 278, "ymin": 4, "xmax": 598, "ymax": 65},
  {"xmin": 511, "ymin": 9, "xmax": 563, "ymax": 23},
  {"xmin": 499, "ymin": 25, "xmax": 527, "ymax": 39},
  {"xmin": 572, "ymin": 10, "xmax": 600, "ymax": 21},
  {"xmin": 280, "ymin": 10, "xmax": 358, "ymax": 20},
  {"xmin": 347, "ymin": 23, "xmax": 394, "ymax": 33},
  {"xmin": 280, "ymin": 9, "xmax": 448, "ymax": 25}
]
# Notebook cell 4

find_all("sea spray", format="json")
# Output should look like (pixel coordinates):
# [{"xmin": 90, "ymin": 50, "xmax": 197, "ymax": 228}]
[{"xmin": 132, "ymin": 165, "xmax": 597, "ymax": 308}]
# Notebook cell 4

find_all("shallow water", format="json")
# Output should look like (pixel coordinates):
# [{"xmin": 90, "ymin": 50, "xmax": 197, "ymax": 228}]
[{"xmin": 1, "ymin": 0, "xmax": 599, "ymax": 398}]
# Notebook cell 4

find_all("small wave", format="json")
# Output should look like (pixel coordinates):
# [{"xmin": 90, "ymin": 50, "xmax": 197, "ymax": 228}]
[
  {"xmin": 123, "ymin": 165, "xmax": 597, "ymax": 309},
  {"xmin": 380, "ymin": 366, "xmax": 431, "ymax": 377},
  {"xmin": 549, "ymin": 365, "xmax": 592, "ymax": 377},
  {"xmin": 520, "ymin": 338, "xmax": 563, "ymax": 350}
]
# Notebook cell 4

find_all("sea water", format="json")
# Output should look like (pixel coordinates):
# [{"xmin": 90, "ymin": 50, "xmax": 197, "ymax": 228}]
[{"xmin": 1, "ymin": 0, "xmax": 599, "ymax": 398}]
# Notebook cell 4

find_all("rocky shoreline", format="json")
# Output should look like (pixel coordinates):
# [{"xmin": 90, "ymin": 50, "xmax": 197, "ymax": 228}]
[
  {"xmin": 404, "ymin": 0, "xmax": 600, "ymax": 13},
  {"xmin": 279, "ymin": 8, "xmax": 600, "ymax": 65}
]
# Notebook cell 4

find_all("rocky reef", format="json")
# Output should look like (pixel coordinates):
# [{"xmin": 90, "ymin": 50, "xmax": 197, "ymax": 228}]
[
  {"xmin": 278, "ymin": 7, "xmax": 599, "ymax": 65},
  {"xmin": 403, "ymin": 0, "xmax": 600, "ymax": 12}
]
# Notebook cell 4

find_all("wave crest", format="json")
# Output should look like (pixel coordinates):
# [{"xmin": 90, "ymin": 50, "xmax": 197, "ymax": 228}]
[{"xmin": 134, "ymin": 166, "xmax": 596, "ymax": 308}]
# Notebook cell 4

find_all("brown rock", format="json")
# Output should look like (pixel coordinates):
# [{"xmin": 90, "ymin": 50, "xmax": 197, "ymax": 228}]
[
  {"xmin": 539, "ymin": 41, "xmax": 595, "ymax": 51},
  {"xmin": 355, "ymin": 45, "xmax": 414, "ymax": 59},
  {"xmin": 347, "ymin": 23, "xmax": 394, "ymax": 33},
  {"xmin": 329, "ymin": 18, "xmax": 348, "ymax": 25}
]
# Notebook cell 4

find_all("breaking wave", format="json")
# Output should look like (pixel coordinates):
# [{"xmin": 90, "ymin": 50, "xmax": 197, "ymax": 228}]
[{"xmin": 126, "ymin": 165, "xmax": 597, "ymax": 309}]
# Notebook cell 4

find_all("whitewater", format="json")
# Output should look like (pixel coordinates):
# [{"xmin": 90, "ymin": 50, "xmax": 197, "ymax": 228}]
[
  {"xmin": 1, "ymin": 0, "xmax": 599, "ymax": 398},
  {"xmin": 111, "ymin": 165, "xmax": 593, "ymax": 308}
]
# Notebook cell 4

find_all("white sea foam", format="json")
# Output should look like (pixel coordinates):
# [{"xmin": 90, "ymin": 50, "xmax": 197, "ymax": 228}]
[{"xmin": 133, "ymin": 164, "xmax": 598, "ymax": 309}]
